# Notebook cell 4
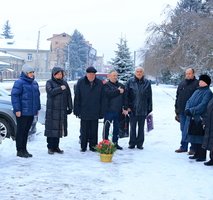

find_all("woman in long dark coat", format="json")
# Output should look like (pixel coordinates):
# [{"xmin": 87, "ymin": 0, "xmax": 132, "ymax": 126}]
[
  {"xmin": 202, "ymin": 98, "xmax": 213, "ymax": 166},
  {"xmin": 185, "ymin": 74, "xmax": 212, "ymax": 162},
  {"xmin": 45, "ymin": 67, "xmax": 72, "ymax": 154}
]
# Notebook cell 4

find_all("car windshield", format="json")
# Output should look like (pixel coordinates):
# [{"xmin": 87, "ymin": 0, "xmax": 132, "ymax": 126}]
[{"xmin": 96, "ymin": 74, "xmax": 107, "ymax": 81}]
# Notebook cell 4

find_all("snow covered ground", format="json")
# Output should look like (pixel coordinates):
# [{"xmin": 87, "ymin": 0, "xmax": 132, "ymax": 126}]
[{"xmin": 1, "ymin": 83, "xmax": 213, "ymax": 200}]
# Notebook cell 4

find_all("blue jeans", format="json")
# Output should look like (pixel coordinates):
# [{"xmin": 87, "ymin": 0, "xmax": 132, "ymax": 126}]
[
  {"xmin": 104, "ymin": 112, "xmax": 120, "ymax": 143},
  {"xmin": 179, "ymin": 113, "xmax": 194, "ymax": 151}
]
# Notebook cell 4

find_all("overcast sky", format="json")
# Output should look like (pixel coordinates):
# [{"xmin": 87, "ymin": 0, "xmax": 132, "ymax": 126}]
[{"xmin": 1, "ymin": 0, "xmax": 178, "ymax": 63}]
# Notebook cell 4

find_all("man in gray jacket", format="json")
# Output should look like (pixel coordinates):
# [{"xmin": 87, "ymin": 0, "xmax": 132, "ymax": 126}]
[{"xmin": 125, "ymin": 67, "xmax": 152, "ymax": 149}]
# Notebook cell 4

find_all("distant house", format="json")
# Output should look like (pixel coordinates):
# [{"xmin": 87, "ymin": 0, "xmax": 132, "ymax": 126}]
[
  {"xmin": 0, "ymin": 38, "xmax": 50, "ymax": 80},
  {"xmin": 0, "ymin": 51, "xmax": 24, "ymax": 80},
  {"xmin": 47, "ymin": 33, "xmax": 98, "ymax": 80},
  {"xmin": 47, "ymin": 33, "xmax": 71, "ymax": 70}
]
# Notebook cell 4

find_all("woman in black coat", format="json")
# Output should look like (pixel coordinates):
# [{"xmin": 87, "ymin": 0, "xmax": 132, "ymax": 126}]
[
  {"xmin": 45, "ymin": 67, "xmax": 72, "ymax": 154},
  {"xmin": 202, "ymin": 97, "xmax": 213, "ymax": 166}
]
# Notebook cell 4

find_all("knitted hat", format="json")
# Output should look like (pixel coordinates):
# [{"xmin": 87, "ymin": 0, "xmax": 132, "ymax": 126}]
[
  {"xmin": 22, "ymin": 64, "xmax": 34, "ymax": 74},
  {"xmin": 199, "ymin": 74, "xmax": 211, "ymax": 86},
  {"xmin": 86, "ymin": 66, "xmax": 97, "ymax": 73}
]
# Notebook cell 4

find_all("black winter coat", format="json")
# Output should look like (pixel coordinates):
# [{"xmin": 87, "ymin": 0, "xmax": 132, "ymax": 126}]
[
  {"xmin": 44, "ymin": 78, "xmax": 72, "ymax": 138},
  {"xmin": 126, "ymin": 76, "xmax": 152, "ymax": 116},
  {"xmin": 175, "ymin": 78, "xmax": 199, "ymax": 115},
  {"xmin": 203, "ymin": 98, "xmax": 213, "ymax": 151},
  {"xmin": 74, "ymin": 76, "xmax": 104, "ymax": 120},
  {"xmin": 104, "ymin": 80, "xmax": 126, "ymax": 113}
]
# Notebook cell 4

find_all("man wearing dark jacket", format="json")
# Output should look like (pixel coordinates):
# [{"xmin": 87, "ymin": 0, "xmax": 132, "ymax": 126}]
[
  {"xmin": 126, "ymin": 67, "xmax": 152, "ymax": 149},
  {"xmin": 74, "ymin": 67, "xmax": 104, "ymax": 152},
  {"xmin": 175, "ymin": 68, "xmax": 199, "ymax": 154},
  {"xmin": 103, "ymin": 70, "xmax": 127, "ymax": 150}
]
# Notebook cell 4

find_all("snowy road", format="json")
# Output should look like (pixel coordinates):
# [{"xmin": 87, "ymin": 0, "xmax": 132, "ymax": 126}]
[{"xmin": 1, "ymin": 85, "xmax": 213, "ymax": 200}]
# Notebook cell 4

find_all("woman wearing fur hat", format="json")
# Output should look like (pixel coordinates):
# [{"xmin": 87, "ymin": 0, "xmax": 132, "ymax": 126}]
[
  {"xmin": 11, "ymin": 64, "xmax": 41, "ymax": 158},
  {"xmin": 185, "ymin": 74, "xmax": 213, "ymax": 162},
  {"xmin": 45, "ymin": 67, "xmax": 72, "ymax": 155}
]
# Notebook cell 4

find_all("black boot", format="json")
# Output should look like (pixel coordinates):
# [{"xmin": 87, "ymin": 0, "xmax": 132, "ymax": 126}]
[
  {"xmin": 54, "ymin": 147, "xmax": 64, "ymax": 154},
  {"xmin": 24, "ymin": 150, "xmax": 33, "ymax": 157},
  {"xmin": 189, "ymin": 155, "xmax": 198, "ymax": 159},
  {"xmin": 48, "ymin": 149, "xmax": 54, "ymax": 155},
  {"xmin": 115, "ymin": 143, "xmax": 123, "ymax": 150},
  {"xmin": 204, "ymin": 159, "xmax": 213, "ymax": 166},
  {"xmin": 17, "ymin": 150, "xmax": 28, "ymax": 158}
]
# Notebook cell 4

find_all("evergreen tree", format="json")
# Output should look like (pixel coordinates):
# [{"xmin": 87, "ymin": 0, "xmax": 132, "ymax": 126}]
[
  {"xmin": 111, "ymin": 38, "xmax": 134, "ymax": 82},
  {"xmin": 68, "ymin": 29, "xmax": 89, "ymax": 79},
  {"xmin": 177, "ymin": 0, "xmax": 202, "ymax": 12},
  {"xmin": 2, "ymin": 20, "xmax": 14, "ymax": 39}
]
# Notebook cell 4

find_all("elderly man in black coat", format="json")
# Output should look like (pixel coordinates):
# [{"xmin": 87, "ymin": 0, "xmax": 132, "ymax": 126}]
[
  {"xmin": 45, "ymin": 67, "xmax": 73, "ymax": 154},
  {"xmin": 125, "ymin": 67, "xmax": 152, "ymax": 150},
  {"xmin": 74, "ymin": 67, "xmax": 104, "ymax": 152},
  {"xmin": 175, "ymin": 68, "xmax": 199, "ymax": 154}
]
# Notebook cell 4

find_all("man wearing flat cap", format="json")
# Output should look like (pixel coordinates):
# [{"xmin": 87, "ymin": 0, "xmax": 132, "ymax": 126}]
[{"xmin": 74, "ymin": 66, "xmax": 104, "ymax": 152}]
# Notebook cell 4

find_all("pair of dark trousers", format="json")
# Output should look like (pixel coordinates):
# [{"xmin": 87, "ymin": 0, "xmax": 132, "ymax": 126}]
[
  {"xmin": 103, "ymin": 112, "xmax": 120, "ymax": 143},
  {"xmin": 47, "ymin": 137, "xmax": 60, "ymax": 149},
  {"xmin": 194, "ymin": 143, "xmax": 206, "ymax": 159},
  {"xmin": 80, "ymin": 119, "xmax": 98, "ymax": 150},
  {"xmin": 179, "ymin": 113, "xmax": 194, "ymax": 151},
  {"xmin": 16, "ymin": 116, "xmax": 34, "ymax": 152},
  {"xmin": 129, "ymin": 114, "xmax": 146, "ymax": 147}
]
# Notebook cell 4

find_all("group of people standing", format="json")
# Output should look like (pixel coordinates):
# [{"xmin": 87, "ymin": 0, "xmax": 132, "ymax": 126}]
[
  {"xmin": 11, "ymin": 64, "xmax": 152, "ymax": 158},
  {"xmin": 74, "ymin": 66, "xmax": 152, "ymax": 152},
  {"xmin": 175, "ymin": 68, "xmax": 213, "ymax": 166}
]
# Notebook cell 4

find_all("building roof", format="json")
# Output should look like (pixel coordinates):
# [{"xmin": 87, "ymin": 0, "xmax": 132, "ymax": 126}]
[
  {"xmin": 0, "ymin": 51, "xmax": 24, "ymax": 60},
  {"xmin": 0, "ymin": 38, "xmax": 50, "ymax": 51},
  {"xmin": 0, "ymin": 61, "xmax": 10, "ymax": 66},
  {"xmin": 47, "ymin": 32, "xmax": 71, "ymax": 41}
]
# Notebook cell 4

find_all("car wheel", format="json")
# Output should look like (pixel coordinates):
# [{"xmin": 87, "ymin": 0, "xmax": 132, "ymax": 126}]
[{"xmin": 0, "ymin": 118, "xmax": 11, "ymax": 139}]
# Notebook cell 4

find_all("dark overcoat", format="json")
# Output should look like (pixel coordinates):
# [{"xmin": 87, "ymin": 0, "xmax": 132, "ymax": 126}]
[
  {"xmin": 202, "ymin": 98, "xmax": 213, "ymax": 151},
  {"xmin": 73, "ymin": 76, "xmax": 104, "ymax": 120},
  {"xmin": 175, "ymin": 78, "xmax": 199, "ymax": 115},
  {"xmin": 104, "ymin": 80, "xmax": 126, "ymax": 113},
  {"xmin": 44, "ymin": 68, "xmax": 72, "ymax": 138}
]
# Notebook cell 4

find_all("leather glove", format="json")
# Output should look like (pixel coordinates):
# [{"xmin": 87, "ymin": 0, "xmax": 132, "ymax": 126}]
[{"xmin": 185, "ymin": 109, "xmax": 192, "ymax": 116}]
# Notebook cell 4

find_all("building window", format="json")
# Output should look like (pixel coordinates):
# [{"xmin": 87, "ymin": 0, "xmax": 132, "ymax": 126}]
[{"xmin": 27, "ymin": 53, "xmax": 33, "ymax": 61}]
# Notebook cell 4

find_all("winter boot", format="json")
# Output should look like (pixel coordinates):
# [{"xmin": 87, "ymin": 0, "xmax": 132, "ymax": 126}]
[
  {"xmin": 115, "ymin": 143, "xmax": 123, "ymax": 150},
  {"xmin": 204, "ymin": 159, "xmax": 213, "ymax": 166},
  {"xmin": 17, "ymin": 150, "xmax": 28, "ymax": 158},
  {"xmin": 54, "ymin": 147, "xmax": 64, "ymax": 154},
  {"xmin": 24, "ymin": 150, "xmax": 33, "ymax": 157},
  {"xmin": 48, "ymin": 149, "xmax": 54, "ymax": 155}
]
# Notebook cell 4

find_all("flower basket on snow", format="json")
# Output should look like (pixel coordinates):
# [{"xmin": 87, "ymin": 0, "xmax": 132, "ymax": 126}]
[{"xmin": 95, "ymin": 140, "xmax": 116, "ymax": 162}]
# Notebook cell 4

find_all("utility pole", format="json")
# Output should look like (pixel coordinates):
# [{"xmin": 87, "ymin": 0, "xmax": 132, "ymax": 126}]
[{"xmin": 35, "ymin": 25, "xmax": 47, "ymax": 75}]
